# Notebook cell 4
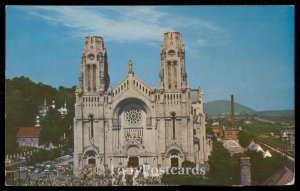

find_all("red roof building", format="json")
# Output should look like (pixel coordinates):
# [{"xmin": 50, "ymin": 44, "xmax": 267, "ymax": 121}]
[
  {"xmin": 16, "ymin": 127, "xmax": 41, "ymax": 147},
  {"xmin": 263, "ymin": 166, "xmax": 294, "ymax": 185}
]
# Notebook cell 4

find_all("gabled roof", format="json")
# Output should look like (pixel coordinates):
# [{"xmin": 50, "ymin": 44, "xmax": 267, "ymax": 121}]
[
  {"xmin": 263, "ymin": 150, "xmax": 272, "ymax": 158},
  {"xmin": 16, "ymin": 127, "xmax": 41, "ymax": 138},
  {"xmin": 263, "ymin": 166, "xmax": 294, "ymax": 185},
  {"xmin": 247, "ymin": 140, "xmax": 257, "ymax": 151},
  {"xmin": 255, "ymin": 145, "xmax": 264, "ymax": 153}
]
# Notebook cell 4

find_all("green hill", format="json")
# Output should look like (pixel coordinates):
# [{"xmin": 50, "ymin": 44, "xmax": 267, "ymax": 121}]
[
  {"xmin": 204, "ymin": 100, "xmax": 256, "ymax": 116},
  {"xmin": 5, "ymin": 76, "xmax": 75, "ymax": 154},
  {"xmin": 256, "ymin": 110, "xmax": 294, "ymax": 117}
]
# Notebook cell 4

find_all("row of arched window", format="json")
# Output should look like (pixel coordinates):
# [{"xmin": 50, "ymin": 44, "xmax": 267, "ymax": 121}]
[
  {"xmin": 83, "ymin": 96, "xmax": 100, "ymax": 102},
  {"xmin": 133, "ymin": 80, "xmax": 151, "ymax": 96},
  {"xmin": 113, "ymin": 80, "xmax": 129, "ymax": 97},
  {"xmin": 82, "ymin": 96, "xmax": 109, "ymax": 103},
  {"xmin": 111, "ymin": 79, "xmax": 152, "ymax": 98}
]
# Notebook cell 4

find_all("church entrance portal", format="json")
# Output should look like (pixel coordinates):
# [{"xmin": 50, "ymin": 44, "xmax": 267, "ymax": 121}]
[
  {"xmin": 171, "ymin": 158, "xmax": 179, "ymax": 167},
  {"xmin": 128, "ymin": 157, "xmax": 139, "ymax": 167},
  {"xmin": 88, "ymin": 158, "xmax": 96, "ymax": 165}
]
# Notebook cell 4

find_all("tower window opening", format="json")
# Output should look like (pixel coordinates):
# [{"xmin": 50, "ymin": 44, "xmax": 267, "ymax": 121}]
[{"xmin": 171, "ymin": 112, "xmax": 176, "ymax": 139}]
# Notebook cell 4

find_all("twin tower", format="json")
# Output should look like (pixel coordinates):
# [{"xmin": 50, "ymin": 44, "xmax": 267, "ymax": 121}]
[
  {"xmin": 73, "ymin": 32, "xmax": 209, "ymax": 176},
  {"xmin": 76, "ymin": 32, "xmax": 187, "ymax": 95}
]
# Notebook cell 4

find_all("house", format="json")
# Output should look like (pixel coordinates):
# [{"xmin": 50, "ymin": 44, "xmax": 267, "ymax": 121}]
[
  {"xmin": 247, "ymin": 140, "xmax": 257, "ymax": 151},
  {"xmin": 263, "ymin": 150, "xmax": 272, "ymax": 158},
  {"xmin": 263, "ymin": 166, "xmax": 294, "ymax": 185},
  {"xmin": 223, "ymin": 140, "xmax": 245, "ymax": 155},
  {"xmin": 16, "ymin": 127, "xmax": 41, "ymax": 147}
]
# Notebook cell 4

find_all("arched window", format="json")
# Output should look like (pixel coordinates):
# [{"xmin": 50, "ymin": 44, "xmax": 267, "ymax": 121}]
[
  {"xmin": 171, "ymin": 112, "xmax": 176, "ymax": 139},
  {"xmin": 97, "ymin": 53, "xmax": 101, "ymax": 61}
]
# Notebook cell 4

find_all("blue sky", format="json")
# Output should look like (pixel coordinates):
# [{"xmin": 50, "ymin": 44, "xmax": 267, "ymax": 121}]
[{"xmin": 6, "ymin": 6, "xmax": 294, "ymax": 111}]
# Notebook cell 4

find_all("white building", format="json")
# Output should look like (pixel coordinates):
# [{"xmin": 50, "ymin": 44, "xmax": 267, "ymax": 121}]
[
  {"xmin": 73, "ymin": 32, "xmax": 210, "ymax": 176},
  {"xmin": 58, "ymin": 101, "xmax": 68, "ymax": 118}
]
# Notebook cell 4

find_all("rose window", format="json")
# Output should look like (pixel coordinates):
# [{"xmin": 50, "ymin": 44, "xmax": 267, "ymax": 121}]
[{"xmin": 124, "ymin": 107, "xmax": 142, "ymax": 125}]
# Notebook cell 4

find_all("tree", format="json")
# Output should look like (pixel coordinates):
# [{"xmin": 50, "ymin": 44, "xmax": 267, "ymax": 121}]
[
  {"xmin": 5, "ymin": 76, "xmax": 76, "ymax": 154},
  {"xmin": 207, "ymin": 140, "xmax": 240, "ymax": 185}
]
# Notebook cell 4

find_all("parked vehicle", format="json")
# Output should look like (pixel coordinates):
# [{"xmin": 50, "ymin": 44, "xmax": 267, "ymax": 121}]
[
  {"xmin": 45, "ymin": 164, "xmax": 49, "ymax": 168},
  {"xmin": 33, "ymin": 168, "xmax": 42, "ymax": 174},
  {"xmin": 20, "ymin": 166, "xmax": 28, "ymax": 172},
  {"xmin": 42, "ymin": 169, "xmax": 52, "ymax": 175}
]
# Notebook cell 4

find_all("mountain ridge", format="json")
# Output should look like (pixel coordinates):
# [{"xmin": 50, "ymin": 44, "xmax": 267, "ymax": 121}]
[{"xmin": 204, "ymin": 100, "xmax": 293, "ymax": 116}]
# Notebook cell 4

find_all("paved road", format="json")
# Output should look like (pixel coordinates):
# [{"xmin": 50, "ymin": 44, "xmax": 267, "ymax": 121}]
[
  {"xmin": 54, "ymin": 158, "xmax": 73, "ymax": 167},
  {"xmin": 255, "ymin": 138, "xmax": 295, "ymax": 161},
  {"xmin": 254, "ymin": 117, "xmax": 275, "ymax": 124}
]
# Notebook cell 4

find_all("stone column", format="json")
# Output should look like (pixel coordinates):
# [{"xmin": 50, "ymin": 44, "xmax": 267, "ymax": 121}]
[{"xmin": 240, "ymin": 157, "xmax": 251, "ymax": 186}]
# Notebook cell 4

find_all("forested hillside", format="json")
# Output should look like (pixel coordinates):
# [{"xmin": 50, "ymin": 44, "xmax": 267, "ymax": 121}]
[{"xmin": 5, "ymin": 76, "xmax": 75, "ymax": 154}]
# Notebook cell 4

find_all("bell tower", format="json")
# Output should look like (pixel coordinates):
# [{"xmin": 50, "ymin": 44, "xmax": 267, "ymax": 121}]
[
  {"xmin": 77, "ymin": 36, "xmax": 110, "ymax": 95},
  {"xmin": 159, "ymin": 32, "xmax": 187, "ymax": 92}
]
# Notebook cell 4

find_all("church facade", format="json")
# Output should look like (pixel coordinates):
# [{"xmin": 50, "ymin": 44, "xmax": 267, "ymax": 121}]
[{"xmin": 73, "ymin": 32, "xmax": 209, "ymax": 176}]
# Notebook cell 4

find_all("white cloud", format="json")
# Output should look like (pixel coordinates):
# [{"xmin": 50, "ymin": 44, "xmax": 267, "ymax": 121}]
[{"xmin": 19, "ymin": 6, "xmax": 222, "ymax": 43}]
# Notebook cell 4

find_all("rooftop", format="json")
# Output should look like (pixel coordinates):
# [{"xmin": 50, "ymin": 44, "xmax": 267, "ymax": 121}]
[
  {"xmin": 263, "ymin": 166, "xmax": 294, "ymax": 185},
  {"xmin": 16, "ymin": 127, "xmax": 41, "ymax": 138}
]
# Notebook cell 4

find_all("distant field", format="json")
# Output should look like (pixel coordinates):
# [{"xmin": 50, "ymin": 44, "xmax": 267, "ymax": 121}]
[{"xmin": 254, "ymin": 115, "xmax": 294, "ymax": 124}]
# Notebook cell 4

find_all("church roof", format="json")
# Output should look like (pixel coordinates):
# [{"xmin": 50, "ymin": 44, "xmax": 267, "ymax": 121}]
[
  {"xmin": 16, "ymin": 127, "xmax": 41, "ymax": 138},
  {"xmin": 223, "ymin": 140, "xmax": 245, "ymax": 154},
  {"xmin": 133, "ymin": 76, "xmax": 155, "ymax": 89},
  {"xmin": 263, "ymin": 166, "xmax": 294, "ymax": 185}
]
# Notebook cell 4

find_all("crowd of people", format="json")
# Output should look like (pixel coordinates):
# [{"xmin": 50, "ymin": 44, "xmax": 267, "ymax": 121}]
[{"xmin": 19, "ymin": 165, "xmax": 163, "ymax": 186}]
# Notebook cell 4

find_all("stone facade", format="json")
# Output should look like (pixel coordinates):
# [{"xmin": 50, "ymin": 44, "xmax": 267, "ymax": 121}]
[{"xmin": 73, "ymin": 32, "xmax": 209, "ymax": 176}]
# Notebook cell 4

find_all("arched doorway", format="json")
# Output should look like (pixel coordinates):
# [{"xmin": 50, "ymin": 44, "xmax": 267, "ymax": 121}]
[
  {"xmin": 127, "ymin": 146, "xmax": 139, "ymax": 167},
  {"xmin": 84, "ymin": 150, "xmax": 97, "ymax": 165},
  {"xmin": 88, "ymin": 157, "xmax": 96, "ymax": 165},
  {"xmin": 167, "ymin": 149, "xmax": 181, "ymax": 168},
  {"xmin": 171, "ymin": 155, "xmax": 179, "ymax": 167},
  {"xmin": 128, "ymin": 156, "xmax": 139, "ymax": 167}
]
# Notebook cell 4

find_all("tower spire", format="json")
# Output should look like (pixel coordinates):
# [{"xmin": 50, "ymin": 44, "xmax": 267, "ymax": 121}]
[
  {"xmin": 231, "ymin": 95, "xmax": 236, "ymax": 129},
  {"xmin": 79, "ymin": 36, "xmax": 110, "ymax": 94},
  {"xmin": 160, "ymin": 32, "xmax": 186, "ymax": 91}
]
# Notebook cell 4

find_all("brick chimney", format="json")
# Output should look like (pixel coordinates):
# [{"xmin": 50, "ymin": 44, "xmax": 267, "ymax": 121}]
[{"xmin": 231, "ymin": 95, "xmax": 236, "ymax": 129}]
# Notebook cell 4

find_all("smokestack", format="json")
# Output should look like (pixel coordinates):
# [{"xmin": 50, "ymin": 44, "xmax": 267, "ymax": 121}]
[
  {"xmin": 240, "ymin": 157, "xmax": 251, "ymax": 186},
  {"xmin": 231, "ymin": 95, "xmax": 236, "ymax": 129}
]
